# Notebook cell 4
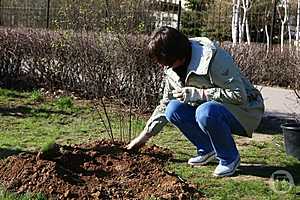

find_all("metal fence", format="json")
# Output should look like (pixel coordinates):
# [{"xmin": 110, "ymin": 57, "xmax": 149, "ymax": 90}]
[
  {"xmin": 0, "ymin": 0, "xmax": 298, "ymax": 42},
  {"xmin": 0, "ymin": 0, "xmax": 181, "ymax": 33}
]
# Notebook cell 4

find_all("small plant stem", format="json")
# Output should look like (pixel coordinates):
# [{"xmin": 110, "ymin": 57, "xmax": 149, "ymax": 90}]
[{"xmin": 100, "ymin": 97, "xmax": 114, "ymax": 142}]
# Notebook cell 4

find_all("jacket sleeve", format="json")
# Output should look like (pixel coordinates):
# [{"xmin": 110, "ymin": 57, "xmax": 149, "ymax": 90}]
[
  {"xmin": 205, "ymin": 48, "xmax": 248, "ymax": 105},
  {"xmin": 142, "ymin": 77, "xmax": 171, "ymax": 138}
]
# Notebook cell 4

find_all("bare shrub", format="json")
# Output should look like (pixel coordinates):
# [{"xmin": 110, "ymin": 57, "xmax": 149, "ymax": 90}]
[
  {"xmin": 222, "ymin": 42, "xmax": 300, "ymax": 90},
  {"xmin": 0, "ymin": 28, "xmax": 162, "ymax": 112}
]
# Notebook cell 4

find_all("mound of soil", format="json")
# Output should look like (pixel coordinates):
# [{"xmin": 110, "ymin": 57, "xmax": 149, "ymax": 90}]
[{"xmin": 0, "ymin": 140, "xmax": 201, "ymax": 199}]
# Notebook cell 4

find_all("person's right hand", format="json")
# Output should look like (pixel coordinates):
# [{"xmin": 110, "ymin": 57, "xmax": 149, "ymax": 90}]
[{"xmin": 126, "ymin": 131, "xmax": 149, "ymax": 150}]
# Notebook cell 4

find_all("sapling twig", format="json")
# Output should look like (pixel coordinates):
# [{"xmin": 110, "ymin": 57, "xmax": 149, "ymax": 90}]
[
  {"xmin": 100, "ymin": 97, "xmax": 114, "ymax": 141},
  {"xmin": 93, "ymin": 99, "xmax": 114, "ymax": 142}
]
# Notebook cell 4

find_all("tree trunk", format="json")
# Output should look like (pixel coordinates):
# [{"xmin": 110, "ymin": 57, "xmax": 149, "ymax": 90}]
[
  {"xmin": 296, "ymin": 0, "xmax": 300, "ymax": 50},
  {"xmin": 232, "ymin": 0, "xmax": 237, "ymax": 45},
  {"xmin": 241, "ymin": 0, "xmax": 251, "ymax": 45},
  {"xmin": 246, "ymin": 18, "xmax": 251, "ymax": 44},
  {"xmin": 265, "ymin": 24, "xmax": 270, "ymax": 54},
  {"xmin": 279, "ymin": 0, "xmax": 289, "ymax": 53},
  {"xmin": 240, "ymin": 0, "xmax": 246, "ymax": 43},
  {"xmin": 239, "ymin": 9, "xmax": 242, "ymax": 43},
  {"xmin": 232, "ymin": 0, "xmax": 240, "ymax": 46}
]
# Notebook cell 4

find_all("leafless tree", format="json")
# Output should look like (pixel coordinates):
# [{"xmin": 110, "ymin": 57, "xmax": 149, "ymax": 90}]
[
  {"xmin": 296, "ymin": 0, "xmax": 300, "ymax": 50},
  {"xmin": 240, "ymin": 0, "xmax": 252, "ymax": 45},
  {"xmin": 277, "ymin": 0, "xmax": 289, "ymax": 52},
  {"xmin": 232, "ymin": 0, "xmax": 241, "ymax": 46}
]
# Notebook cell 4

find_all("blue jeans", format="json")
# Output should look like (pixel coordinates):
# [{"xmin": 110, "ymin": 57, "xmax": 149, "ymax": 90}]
[{"xmin": 165, "ymin": 100, "xmax": 246, "ymax": 165}]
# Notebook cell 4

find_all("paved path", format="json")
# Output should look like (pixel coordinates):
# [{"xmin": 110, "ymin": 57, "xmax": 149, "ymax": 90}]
[
  {"xmin": 255, "ymin": 86, "xmax": 300, "ymax": 133},
  {"xmin": 257, "ymin": 86, "xmax": 300, "ymax": 120}
]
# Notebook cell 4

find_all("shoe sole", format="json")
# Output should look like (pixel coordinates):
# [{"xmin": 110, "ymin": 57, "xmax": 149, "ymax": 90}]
[
  {"xmin": 188, "ymin": 154, "xmax": 217, "ymax": 167},
  {"xmin": 213, "ymin": 158, "xmax": 240, "ymax": 177}
]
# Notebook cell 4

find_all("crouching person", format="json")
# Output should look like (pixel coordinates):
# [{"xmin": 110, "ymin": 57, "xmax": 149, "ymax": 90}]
[{"xmin": 126, "ymin": 26, "xmax": 264, "ymax": 177}]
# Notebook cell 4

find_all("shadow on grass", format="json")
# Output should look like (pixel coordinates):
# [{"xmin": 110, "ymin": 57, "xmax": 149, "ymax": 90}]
[
  {"xmin": 169, "ymin": 151, "xmax": 194, "ymax": 163},
  {"xmin": 256, "ymin": 115, "xmax": 297, "ymax": 135},
  {"xmin": 238, "ymin": 163, "xmax": 300, "ymax": 185},
  {"xmin": 0, "ymin": 148, "xmax": 23, "ymax": 159},
  {"xmin": 0, "ymin": 106, "xmax": 72, "ymax": 118},
  {"xmin": 0, "ymin": 92, "xmax": 27, "ymax": 99}
]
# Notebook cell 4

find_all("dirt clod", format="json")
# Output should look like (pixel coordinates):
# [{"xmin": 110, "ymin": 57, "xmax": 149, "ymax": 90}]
[{"xmin": 0, "ymin": 140, "xmax": 201, "ymax": 199}]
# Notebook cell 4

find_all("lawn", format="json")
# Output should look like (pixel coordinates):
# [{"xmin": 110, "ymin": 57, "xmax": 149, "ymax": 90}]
[{"xmin": 0, "ymin": 87, "xmax": 299, "ymax": 200}]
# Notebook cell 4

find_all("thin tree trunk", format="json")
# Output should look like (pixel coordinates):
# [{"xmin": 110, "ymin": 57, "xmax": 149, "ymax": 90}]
[
  {"xmin": 246, "ymin": 18, "xmax": 251, "ymax": 44},
  {"xmin": 288, "ymin": 22, "xmax": 292, "ymax": 49},
  {"xmin": 286, "ymin": 0, "xmax": 292, "ymax": 49},
  {"xmin": 265, "ymin": 24, "xmax": 270, "ymax": 54},
  {"xmin": 281, "ymin": 23, "xmax": 285, "ymax": 52},
  {"xmin": 240, "ymin": 0, "xmax": 251, "ymax": 44},
  {"xmin": 232, "ymin": 0, "xmax": 240, "ymax": 46},
  {"xmin": 296, "ymin": 0, "xmax": 300, "ymax": 50},
  {"xmin": 239, "ymin": 10, "xmax": 242, "ymax": 43},
  {"xmin": 240, "ymin": 0, "xmax": 246, "ymax": 43},
  {"xmin": 232, "ymin": 0, "xmax": 237, "ymax": 45},
  {"xmin": 278, "ymin": 0, "xmax": 288, "ymax": 53}
]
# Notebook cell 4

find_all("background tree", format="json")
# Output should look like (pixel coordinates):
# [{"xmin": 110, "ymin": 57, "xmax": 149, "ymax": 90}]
[
  {"xmin": 232, "ymin": 0, "xmax": 240, "ymax": 45},
  {"xmin": 277, "ymin": 0, "xmax": 289, "ymax": 52},
  {"xmin": 297, "ymin": 0, "xmax": 300, "ymax": 49},
  {"xmin": 240, "ymin": 0, "xmax": 252, "ymax": 44}
]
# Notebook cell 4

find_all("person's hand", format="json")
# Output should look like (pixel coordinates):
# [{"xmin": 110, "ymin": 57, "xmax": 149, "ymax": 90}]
[
  {"xmin": 126, "ymin": 131, "xmax": 149, "ymax": 150},
  {"xmin": 172, "ymin": 87, "xmax": 206, "ymax": 104}
]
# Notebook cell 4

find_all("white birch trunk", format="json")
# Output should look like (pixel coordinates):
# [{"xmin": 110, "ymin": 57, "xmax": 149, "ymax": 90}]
[
  {"xmin": 240, "ymin": 0, "xmax": 246, "ymax": 43},
  {"xmin": 240, "ymin": 0, "xmax": 251, "ymax": 45},
  {"xmin": 232, "ymin": 0, "xmax": 240, "ymax": 46},
  {"xmin": 278, "ymin": 0, "xmax": 289, "ymax": 53},
  {"xmin": 239, "ymin": 10, "xmax": 242, "ymax": 43},
  {"xmin": 288, "ymin": 22, "xmax": 292, "ymax": 49},
  {"xmin": 286, "ymin": 0, "xmax": 292, "ymax": 49},
  {"xmin": 265, "ymin": 24, "xmax": 270, "ymax": 54},
  {"xmin": 296, "ymin": 0, "xmax": 300, "ymax": 50},
  {"xmin": 232, "ymin": 0, "xmax": 237, "ymax": 45},
  {"xmin": 246, "ymin": 18, "xmax": 251, "ymax": 44}
]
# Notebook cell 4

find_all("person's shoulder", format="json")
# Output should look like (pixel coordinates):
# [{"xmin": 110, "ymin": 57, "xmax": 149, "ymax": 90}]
[{"xmin": 189, "ymin": 37, "xmax": 218, "ymax": 49}]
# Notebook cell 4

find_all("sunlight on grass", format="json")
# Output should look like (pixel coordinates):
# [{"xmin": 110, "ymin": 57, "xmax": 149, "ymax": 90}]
[
  {"xmin": 30, "ymin": 90, "xmax": 43, "ymax": 102},
  {"xmin": 54, "ymin": 96, "xmax": 73, "ymax": 110}
]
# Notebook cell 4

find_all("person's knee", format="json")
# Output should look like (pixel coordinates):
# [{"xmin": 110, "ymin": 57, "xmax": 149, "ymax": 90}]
[
  {"xmin": 165, "ymin": 100, "xmax": 185, "ymax": 122},
  {"xmin": 195, "ymin": 102, "xmax": 219, "ymax": 127}
]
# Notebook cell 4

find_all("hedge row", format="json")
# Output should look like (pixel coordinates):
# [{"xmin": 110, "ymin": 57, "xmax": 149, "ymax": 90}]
[
  {"xmin": 222, "ymin": 42, "xmax": 300, "ymax": 90},
  {"xmin": 0, "ymin": 28, "xmax": 299, "ymax": 111},
  {"xmin": 0, "ymin": 28, "xmax": 162, "ymax": 111}
]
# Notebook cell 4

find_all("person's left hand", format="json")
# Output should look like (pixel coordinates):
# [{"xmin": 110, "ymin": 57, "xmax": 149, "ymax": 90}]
[{"xmin": 172, "ymin": 87, "xmax": 206, "ymax": 104}]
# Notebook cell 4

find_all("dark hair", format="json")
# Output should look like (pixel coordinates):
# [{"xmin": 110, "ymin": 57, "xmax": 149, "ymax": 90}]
[{"xmin": 147, "ymin": 26, "xmax": 190, "ymax": 66}]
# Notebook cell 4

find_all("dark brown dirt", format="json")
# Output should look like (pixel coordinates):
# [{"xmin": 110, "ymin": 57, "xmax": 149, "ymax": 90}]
[{"xmin": 0, "ymin": 140, "xmax": 202, "ymax": 200}]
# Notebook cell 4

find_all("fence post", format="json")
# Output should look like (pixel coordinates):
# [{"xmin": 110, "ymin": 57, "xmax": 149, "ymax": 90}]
[
  {"xmin": 46, "ymin": 0, "xmax": 50, "ymax": 28},
  {"xmin": 177, "ymin": 0, "xmax": 181, "ymax": 31}
]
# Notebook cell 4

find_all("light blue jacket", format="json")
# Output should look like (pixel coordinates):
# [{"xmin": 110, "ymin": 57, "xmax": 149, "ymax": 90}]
[{"xmin": 142, "ymin": 37, "xmax": 264, "ymax": 138}]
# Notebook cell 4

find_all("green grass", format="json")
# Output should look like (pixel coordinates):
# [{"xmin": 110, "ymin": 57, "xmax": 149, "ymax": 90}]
[
  {"xmin": 30, "ymin": 90, "xmax": 43, "ymax": 102},
  {"xmin": 0, "ymin": 188, "xmax": 46, "ymax": 200},
  {"xmin": 1, "ymin": 87, "xmax": 300, "ymax": 200}
]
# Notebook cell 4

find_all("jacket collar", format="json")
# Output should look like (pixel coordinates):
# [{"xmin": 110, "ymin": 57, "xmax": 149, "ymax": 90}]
[
  {"xmin": 186, "ymin": 37, "xmax": 217, "ymax": 76},
  {"xmin": 165, "ymin": 37, "xmax": 217, "ymax": 85}
]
